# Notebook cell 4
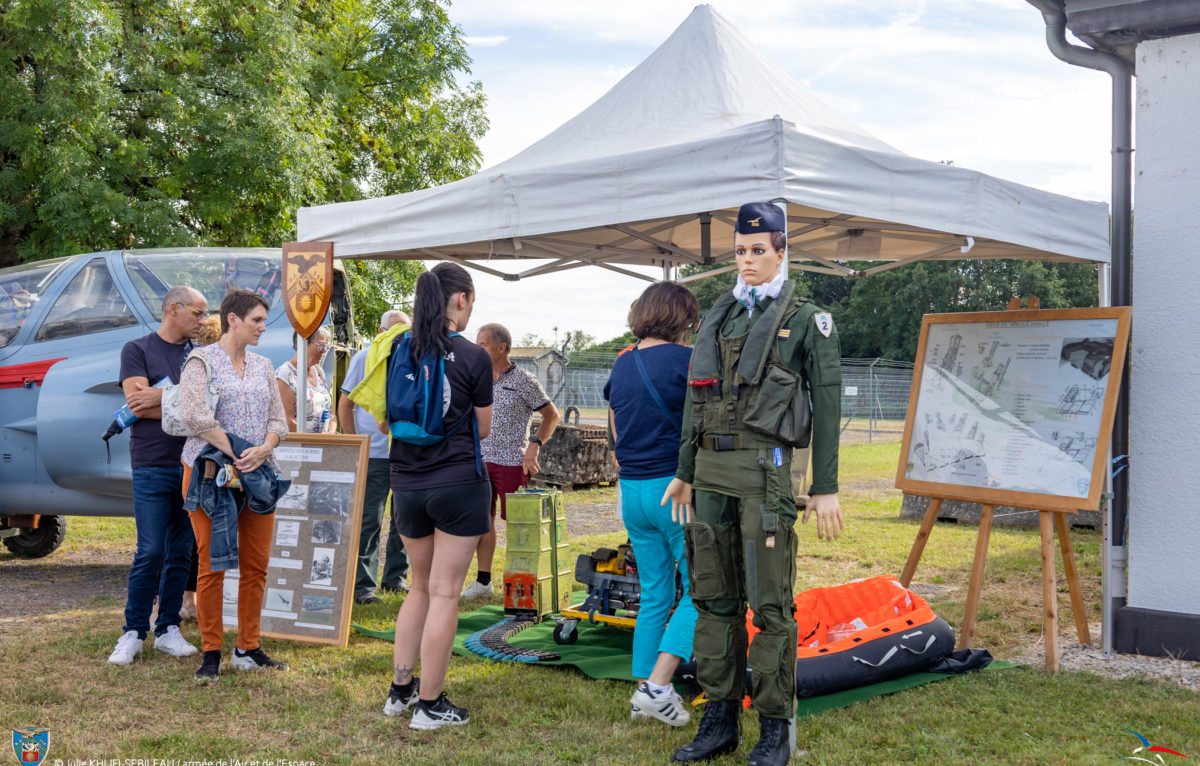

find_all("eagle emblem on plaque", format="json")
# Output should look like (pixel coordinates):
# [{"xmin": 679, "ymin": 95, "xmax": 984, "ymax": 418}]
[{"xmin": 282, "ymin": 242, "xmax": 333, "ymax": 340}]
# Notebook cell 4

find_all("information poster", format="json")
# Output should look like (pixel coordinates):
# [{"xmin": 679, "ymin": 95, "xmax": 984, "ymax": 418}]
[
  {"xmin": 897, "ymin": 307, "xmax": 1131, "ymax": 512},
  {"xmin": 220, "ymin": 433, "xmax": 369, "ymax": 647}
]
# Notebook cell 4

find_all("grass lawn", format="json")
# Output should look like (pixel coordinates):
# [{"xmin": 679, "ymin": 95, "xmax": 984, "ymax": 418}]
[{"xmin": 2, "ymin": 441, "xmax": 1196, "ymax": 764}]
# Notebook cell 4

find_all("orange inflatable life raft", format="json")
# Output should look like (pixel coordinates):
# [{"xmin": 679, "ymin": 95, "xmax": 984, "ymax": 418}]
[{"xmin": 748, "ymin": 575, "xmax": 955, "ymax": 697}]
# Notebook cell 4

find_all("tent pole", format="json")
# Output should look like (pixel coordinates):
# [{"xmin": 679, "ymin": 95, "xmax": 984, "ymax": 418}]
[
  {"xmin": 773, "ymin": 200, "xmax": 789, "ymax": 280},
  {"xmin": 1027, "ymin": 0, "xmax": 1133, "ymax": 657},
  {"xmin": 295, "ymin": 334, "xmax": 307, "ymax": 433},
  {"xmin": 700, "ymin": 211, "xmax": 712, "ymax": 265}
]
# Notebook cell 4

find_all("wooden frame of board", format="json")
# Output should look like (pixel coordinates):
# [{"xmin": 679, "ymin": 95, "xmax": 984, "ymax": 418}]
[
  {"xmin": 219, "ymin": 433, "xmax": 369, "ymax": 648},
  {"xmin": 896, "ymin": 306, "xmax": 1132, "ymax": 513}
]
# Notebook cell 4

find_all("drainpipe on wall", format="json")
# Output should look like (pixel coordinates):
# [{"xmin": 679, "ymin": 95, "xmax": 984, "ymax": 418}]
[{"xmin": 1025, "ymin": 0, "xmax": 1133, "ymax": 657}]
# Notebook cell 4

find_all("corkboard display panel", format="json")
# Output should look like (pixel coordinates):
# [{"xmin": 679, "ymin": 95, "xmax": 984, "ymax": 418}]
[{"xmin": 219, "ymin": 433, "xmax": 369, "ymax": 647}]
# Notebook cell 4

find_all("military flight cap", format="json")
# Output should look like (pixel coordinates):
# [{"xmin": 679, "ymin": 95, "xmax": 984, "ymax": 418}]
[{"xmin": 736, "ymin": 201, "xmax": 787, "ymax": 234}]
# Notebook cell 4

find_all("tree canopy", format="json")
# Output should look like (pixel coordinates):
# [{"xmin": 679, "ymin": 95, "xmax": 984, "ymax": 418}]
[
  {"xmin": 344, "ymin": 259, "xmax": 422, "ymax": 338},
  {"xmin": 681, "ymin": 260, "xmax": 1099, "ymax": 362},
  {"xmin": 0, "ymin": 0, "xmax": 487, "ymax": 268}
]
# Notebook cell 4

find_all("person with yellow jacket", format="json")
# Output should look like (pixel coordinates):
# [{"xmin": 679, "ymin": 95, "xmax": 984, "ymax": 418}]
[
  {"xmin": 662, "ymin": 202, "xmax": 843, "ymax": 766},
  {"xmin": 339, "ymin": 310, "xmax": 411, "ymax": 603}
]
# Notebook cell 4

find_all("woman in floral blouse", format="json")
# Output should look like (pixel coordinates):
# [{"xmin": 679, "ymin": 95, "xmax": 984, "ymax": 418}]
[
  {"xmin": 179, "ymin": 288, "xmax": 289, "ymax": 682},
  {"xmin": 276, "ymin": 326, "xmax": 337, "ymax": 433}
]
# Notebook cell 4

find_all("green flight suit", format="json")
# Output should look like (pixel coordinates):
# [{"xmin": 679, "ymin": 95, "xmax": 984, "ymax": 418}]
[{"xmin": 676, "ymin": 286, "xmax": 841, "ymax": 719}]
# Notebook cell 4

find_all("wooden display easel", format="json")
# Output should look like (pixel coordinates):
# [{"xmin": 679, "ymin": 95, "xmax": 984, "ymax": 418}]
[
  {"xmin": 898, "ymin": 496, "xmax": 1090, "ymax": 671},
  {"xmin": 894, "ymin": 299, "xmax": 1131, "ymax": 672}
]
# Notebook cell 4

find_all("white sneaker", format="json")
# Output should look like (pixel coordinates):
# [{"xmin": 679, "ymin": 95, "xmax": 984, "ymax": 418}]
[
  {"xmin": 460, "ymin": 580, "xmax": 493, "ymax": 600},
  {"xmin": 107, "ymin": 630, "xmax": 143, "ymax": 665},
  {"xmin": 629, "ymin": 682, "xmax": 690, "ymax": 727},
  {"xmin": 630, "ymin": 704, "xmax": 651, "ymax": 722},
  {"xmin": 154, "ymin": 625, "xmax": 199, "ymax": 657}
]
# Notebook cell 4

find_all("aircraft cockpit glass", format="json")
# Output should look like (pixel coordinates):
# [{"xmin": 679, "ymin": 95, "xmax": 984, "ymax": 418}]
[
  {"xmin": 35, "ymin": 258, "xmax": 139, "ymax": 342},
  {"xmin": 0, "ymin": 256, "xmax": 71, "ymax": 348},
  {"xmin": 123, "ymin": 250, "xmax": 283, "ymax": 319}
]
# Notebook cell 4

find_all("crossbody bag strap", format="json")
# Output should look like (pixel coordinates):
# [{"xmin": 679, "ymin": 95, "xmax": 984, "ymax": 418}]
[
  {"xmin": 631, "ymin": 346, "xmax": 680, "ymax": 437},
  {"xmin": 190, "ymin": 349, "xmax": 219, "ymax": 409}
]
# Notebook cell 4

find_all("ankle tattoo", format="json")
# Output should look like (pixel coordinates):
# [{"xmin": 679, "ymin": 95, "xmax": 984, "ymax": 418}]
[{"xmin": 394, "ymin": 663, "xmax": 414, "ymax": 684}]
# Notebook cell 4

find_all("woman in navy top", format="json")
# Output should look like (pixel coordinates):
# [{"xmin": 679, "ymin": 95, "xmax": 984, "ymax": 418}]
[{"xmin": 603, "ymin": 281, "xmax": 700, "ymax": 727}]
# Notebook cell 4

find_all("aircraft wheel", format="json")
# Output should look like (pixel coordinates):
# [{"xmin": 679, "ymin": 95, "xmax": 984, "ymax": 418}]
[{"xmin": 2, "ymin": 515, "xmax": 67, "ymax": 558}]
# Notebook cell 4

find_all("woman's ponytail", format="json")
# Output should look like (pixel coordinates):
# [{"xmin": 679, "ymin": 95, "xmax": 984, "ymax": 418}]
[{"xmin": 411, "ymin": 262, "xmax": 474, "ymax": 360}]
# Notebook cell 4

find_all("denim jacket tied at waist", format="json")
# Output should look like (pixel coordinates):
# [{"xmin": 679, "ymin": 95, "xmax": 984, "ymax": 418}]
[{"xmin": 184, "ymin": 432, "xmax": 290, "ymax": 572}]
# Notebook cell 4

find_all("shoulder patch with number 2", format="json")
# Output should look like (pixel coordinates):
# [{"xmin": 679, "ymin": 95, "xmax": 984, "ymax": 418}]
[{"xmin": 814, "ymin": 312, "xmax": 834, "ymax": 338}]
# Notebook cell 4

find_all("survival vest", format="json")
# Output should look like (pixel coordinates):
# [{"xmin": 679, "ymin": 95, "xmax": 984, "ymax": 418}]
[{"xmin": 688, "ymin": 280, "xmax": 813, "ymax": 448}]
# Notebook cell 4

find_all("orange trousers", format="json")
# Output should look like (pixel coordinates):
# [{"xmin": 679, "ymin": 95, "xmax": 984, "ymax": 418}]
[{"xmin": 183, "ymin": 465, "xmax": 275, "ymax": 652}]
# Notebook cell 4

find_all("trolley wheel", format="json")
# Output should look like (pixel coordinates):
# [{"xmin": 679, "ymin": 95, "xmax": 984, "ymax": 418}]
[{"xmin": 552, "ymin": 621, "xmax": 579, "ymax": 645}]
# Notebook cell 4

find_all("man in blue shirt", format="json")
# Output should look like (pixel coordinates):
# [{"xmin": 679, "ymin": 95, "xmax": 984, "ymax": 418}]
[
  {"xmin": 339, "ymin": 309, "xmax": 411, "ymax": 604},
  {"xmin": 108, "ymin": 286, "xmax": 208, "ymax": 665}
]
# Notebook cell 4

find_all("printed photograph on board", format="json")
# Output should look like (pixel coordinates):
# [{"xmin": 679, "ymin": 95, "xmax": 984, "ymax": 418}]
[
  {"xmin": 299, "ymin": 595, "xmax": 335, "ymax": 625},
  {"xmin": 265, "ymin": 588, "xmax": 295, "ymax": 612},
  {"xmin": 1059, "ymin": 337, "xmax": 1115, "ymax": 381},
  {"xmin": 310, "ymin": 519, "xmax": 342, "ymax": 545},
  {"xmin": 309, "ymin": 547, "xmax": 335, "ymax": 586},
  {"xmin": 274, "ymin": 520, "xmax": 300, "ymax": 547},
  {"xmin": 277, "ymin": 483, "xmax": 309, "ymax": 511},
  {"xmin": 308, "ymin": 482, "xmax": 351, "ymax": 517}
]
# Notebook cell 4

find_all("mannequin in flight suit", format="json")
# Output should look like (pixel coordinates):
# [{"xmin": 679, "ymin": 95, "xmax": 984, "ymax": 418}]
[{"xmin": 662, "ymin": 202, "xmax": 843, "ymax": 766}]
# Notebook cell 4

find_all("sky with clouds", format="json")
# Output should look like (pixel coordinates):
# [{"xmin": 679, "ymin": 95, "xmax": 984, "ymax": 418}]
[{"xmin": 426, "ymin": 0, "xmax": 1113, "ymax": 346}]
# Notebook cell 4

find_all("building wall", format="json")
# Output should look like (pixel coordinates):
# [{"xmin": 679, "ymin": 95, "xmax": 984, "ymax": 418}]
[{"xmin": 1128, "ymin": 32, "xmax": 1200, "ymax": 616}]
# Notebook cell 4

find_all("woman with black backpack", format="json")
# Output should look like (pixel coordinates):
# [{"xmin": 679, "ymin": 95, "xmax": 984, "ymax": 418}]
[{"xmin": 381, "ymin": 262, "xmax": 493, "ymax": 730}]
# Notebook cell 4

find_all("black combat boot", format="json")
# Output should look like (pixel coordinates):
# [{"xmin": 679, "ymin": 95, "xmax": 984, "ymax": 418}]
[
  {"xmin": 747, "ymin": 715, "xmax": 790, "ymax": 766},
  {"xmin": 672, "ymin": 698, "xmax": 740, "ymax": 763}
]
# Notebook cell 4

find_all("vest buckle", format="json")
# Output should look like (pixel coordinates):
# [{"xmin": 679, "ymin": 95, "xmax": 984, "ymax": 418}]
[{"xmin": 706, "ymin": 434, "xmax": 739, "ymax": 451}]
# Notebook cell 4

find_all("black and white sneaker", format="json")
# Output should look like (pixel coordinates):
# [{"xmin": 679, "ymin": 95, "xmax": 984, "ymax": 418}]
[
  {"xmin": 383, "ymin": 677, "xmax": 421, "ymax": 716},
  {"xmin": 409, "ymin": 693, "xmax": 469, "ymax": 730},
  {"xmin": 194, "ymin": 650, "xmax": 222, "ymax": 683},
  {"xmin": 230, "ymin": 646, "xmax": 287, "ymax": 671},
  {"xmin": 630, "ymin": 681, "xmax": 690, "ymax": 727}
]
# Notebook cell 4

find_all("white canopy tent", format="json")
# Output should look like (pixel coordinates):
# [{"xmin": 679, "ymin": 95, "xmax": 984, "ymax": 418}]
[{"xmin": 297, "ymin": 5, "xmax": 1109, "ymax": 283}]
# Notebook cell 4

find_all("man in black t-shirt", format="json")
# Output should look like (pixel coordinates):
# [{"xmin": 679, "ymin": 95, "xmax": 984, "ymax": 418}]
[{"xmin": 107, "ymin": 286, "xmax": 208, "ymax": 666}]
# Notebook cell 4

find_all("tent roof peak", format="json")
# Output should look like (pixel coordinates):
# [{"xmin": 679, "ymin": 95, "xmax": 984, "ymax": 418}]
[{"xmin": 489, "ymin": 4, "xmax": 898, "ymax": 173}]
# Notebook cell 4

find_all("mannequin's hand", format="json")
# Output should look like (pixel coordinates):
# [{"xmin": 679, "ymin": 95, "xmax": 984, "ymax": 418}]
[
  {"xmin": 661, "ymin": 478, "xmax": 694, "ymax": 525},
  {"xmin": 802, "ymin": 493, "xmax": 843, "ymax": 540}
]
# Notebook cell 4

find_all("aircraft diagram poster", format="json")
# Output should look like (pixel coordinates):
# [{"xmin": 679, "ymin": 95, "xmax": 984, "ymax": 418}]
[{"xmin": 898, "ymin": 308, "xmax": 1130, "ymax": 511}]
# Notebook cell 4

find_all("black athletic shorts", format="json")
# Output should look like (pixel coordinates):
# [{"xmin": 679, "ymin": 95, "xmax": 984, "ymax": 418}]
[{"xmin": 390, "ymin": 477, "xmax": 492, "ymax": 538}]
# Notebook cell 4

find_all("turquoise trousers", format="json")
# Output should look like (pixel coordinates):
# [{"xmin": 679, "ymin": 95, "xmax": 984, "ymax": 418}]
[{"xmin": 620, "ymin": 475, "xmax": 698, "ymax": 679}]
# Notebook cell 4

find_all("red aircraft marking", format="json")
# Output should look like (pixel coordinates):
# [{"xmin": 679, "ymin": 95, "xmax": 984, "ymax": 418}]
[{"xmin": 0, "ymin": 358, "xmax": 67, "ymax": 389}]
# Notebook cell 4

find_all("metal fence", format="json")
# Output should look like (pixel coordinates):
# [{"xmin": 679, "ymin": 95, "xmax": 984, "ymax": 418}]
[
  {"xmin": 544, "ymin": 353, "xmax": 914, "ymax": 442},
  {"xmin": 837, "ymin": 358, "xmax": 915, "ymax": 442}
]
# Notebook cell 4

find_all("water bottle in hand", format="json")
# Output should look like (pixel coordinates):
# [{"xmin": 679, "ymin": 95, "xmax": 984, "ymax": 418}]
[{"xmin": 114, "ymin": 404, "xmax": 139, "ymax": 430}]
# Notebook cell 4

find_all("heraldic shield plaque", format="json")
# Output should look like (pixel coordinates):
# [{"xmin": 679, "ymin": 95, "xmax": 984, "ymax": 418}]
[{"xmin": 282, "ymin": 241, "xmax": 334, "ymax": 340}]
